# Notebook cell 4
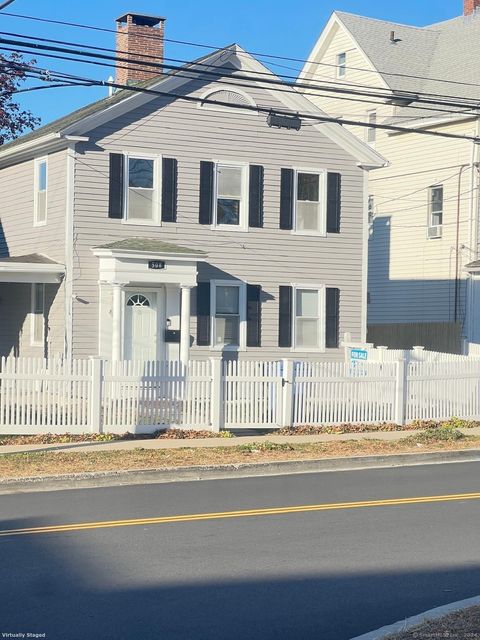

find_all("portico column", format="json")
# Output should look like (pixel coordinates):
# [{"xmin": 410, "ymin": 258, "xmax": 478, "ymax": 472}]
[
  {"xmin": 180, "ymin": 285, "xmax": 192, "ymax": 367},
  {"xmin": 111, "ymin": 282, "xmax": 123, "ymax": 361}
]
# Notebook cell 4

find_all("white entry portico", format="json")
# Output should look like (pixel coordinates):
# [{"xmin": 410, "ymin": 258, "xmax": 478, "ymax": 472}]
[{"xmin": 93, "ymin": 238, "xmax": 206, "ymax": 364}]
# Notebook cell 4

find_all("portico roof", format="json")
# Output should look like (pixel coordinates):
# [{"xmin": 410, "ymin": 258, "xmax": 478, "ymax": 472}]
[
  {"xmin": 0, "ymin": 254, "xmax": 65, "ymax": 283},
  {"xmin": 93, "ymin": 238, "xmax": 206, "ymax": 258}
]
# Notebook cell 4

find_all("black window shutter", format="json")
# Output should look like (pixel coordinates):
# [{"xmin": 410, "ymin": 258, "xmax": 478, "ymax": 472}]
[
  {"xmin": 248, "ymin": 165, "xmax": 264, "ymax": 228},
  {"xmin": 326, "ymin": 288, "xmax": 340, "ymax": 348},
  {"xmin": 161, "ymin": 157, "xmax": 177, "ymax": 222},
  {"xmin": 280, "ymin": 168, "xmax": 294, "ymax": 230},
  {"xmin": 196, "ymin": 282, "xmax": 211, "ymax": 346},
  {"xmin": 246, "ymin": 284, "xmax": 262, "ymax": 347},
  {"xmin": 327, "ymin": 172, "xmax": 341, "ymax": 233},
  {"xmin": 108, "ymin": 153, "xmax": 124, "ymax": 219},
  {"xmin": 199, "ymin": 161, "xmax": 214, "ymax": 225},
  {"xmin": 278, "ymin": 285, "xmax": 293, "ymax": 348}
]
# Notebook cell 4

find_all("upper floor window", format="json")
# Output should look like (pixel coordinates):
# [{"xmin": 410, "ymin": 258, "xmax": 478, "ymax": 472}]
[
  {"xmin": 211, "ymin": 281, "xmax": 246, "ymax": 349},
  {"xmin": 427, "ymin": 185, "xmax": 443, "ymax": 238},
  {"xmin": 126, "ymin": 156, "xmax": 159, "ymax": 223},
  {"xmin": 367, "ymin": 111, "xmax": 377, "ymax": 144},
  {"xmin": 31, "ymin": 283, "xmax": 45, "ymax": 346},
  {"xmin": 215, "ymin": 163, "xmax": 247, "ymax": 228},
  {"xmin": 34, "ymin": 157, "xmax": 47, "ymax": 225},
  {"xmin": 294, "ymin": 170, "xmax": 327, "ymax": 235},
  {"xmin": 336, "ymin": 52, "xmax": 346, "ymax": 78}
]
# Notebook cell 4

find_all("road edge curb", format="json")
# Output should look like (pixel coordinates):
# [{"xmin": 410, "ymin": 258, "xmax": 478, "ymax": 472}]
[
  {"xmin": 1, "ymin": 447, "xmax": 480, "ymax": 493},
  {"xmin": 349, "ymin": 594, "xmax": 480, "ymax": 639}
]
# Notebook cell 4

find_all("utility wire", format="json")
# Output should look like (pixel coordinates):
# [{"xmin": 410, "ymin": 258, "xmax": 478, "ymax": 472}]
[
  {"xmin": 3, "ymin": 10, "xmax": 480, "ymax": 93},
  {"xmin": 2, "ymin": 57, "xmax": 479, "ymax": 145},
  {"xmin": 0, "ymin": 41, "xmax": 474, "ymax": 121},
  {"xmin": 2, "ymin": 33, "xmax": 480, "ymax": 112}
]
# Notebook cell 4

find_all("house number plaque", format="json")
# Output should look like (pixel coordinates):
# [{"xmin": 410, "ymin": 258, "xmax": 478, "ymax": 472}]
[{"xmin": 148, "ymin": 260, "xmax": 166, "ymax": 270}]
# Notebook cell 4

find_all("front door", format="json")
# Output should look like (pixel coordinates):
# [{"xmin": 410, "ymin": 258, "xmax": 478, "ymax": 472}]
[{"xmin": 124, "ymin": 292, "xmax": 157, "ymax": 361}]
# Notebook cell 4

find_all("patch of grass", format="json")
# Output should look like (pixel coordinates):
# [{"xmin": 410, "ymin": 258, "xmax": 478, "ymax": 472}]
[
  {"xmin": 1, "ymin": 435, "xmax": 480, "ymax": 479},
  {"xmin": 402, "ymin": 425, "xmax": 465, "ymax": 445}
]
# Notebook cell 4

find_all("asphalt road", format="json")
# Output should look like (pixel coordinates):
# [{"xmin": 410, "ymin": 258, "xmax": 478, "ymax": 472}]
[{"xmin": 1, "ymin": 462, "xmax": 480, "ymax": 640}]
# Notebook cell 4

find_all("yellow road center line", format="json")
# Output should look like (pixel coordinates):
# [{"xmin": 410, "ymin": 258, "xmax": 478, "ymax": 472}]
[{"xmin": 1, "ymin": 491, "xmax": 480, "ymax": 537}]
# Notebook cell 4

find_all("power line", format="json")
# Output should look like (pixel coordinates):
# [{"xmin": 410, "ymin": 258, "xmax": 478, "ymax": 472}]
[
  {"xmin": 2, "ymin": 57, "xmax": 479, "ymax": 145},
  {"xmin": 3, "ymin": 10, "xmax": 480, "ymax": 93},
  {"xmin": 0, "ymin": 41, "xmax": 474, "ymax": 121},
  {"xmin": 1, "ymin": 33, "xmax": 480, "ymax": 125},
  {"xmin": 3, "ymin": 32, "xmax": 480, "ymax": 111}
]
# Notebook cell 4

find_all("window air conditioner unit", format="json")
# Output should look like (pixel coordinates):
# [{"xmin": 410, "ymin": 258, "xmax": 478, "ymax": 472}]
[{"xmin": 427, "ymin": 225, "xmax": 442, "ymax": 239}]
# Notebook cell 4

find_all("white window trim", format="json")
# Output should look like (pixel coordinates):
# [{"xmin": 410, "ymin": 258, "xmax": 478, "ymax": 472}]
[
  {"xmin": 292, "ymin": 167, "xmax": 327, "ymax": 237},
  {"xmin": 336, "ymin": 52, "xmax": 346, "ymax": 78},
  {"xmin": 427, "ymin": 184, "xmax": 444, "ymax": 236},
  {"xmin": 210, "ymin": 279, "xmax": 247, "ymax": 351},
  {"xmin": 212, "ymin": 160, "xmax": 249, "ymax": 232},
  {"xmin": 30, "ymin": 283, "xmax": 45, "ymax": 347},
  {"xmin": 291, "ymin": 283, "xmax": 326, "ymax": 353},
  {"xmin": 122, "ymin": 152, "xmax": 162, "ymax": 226},
  {"xmin": 33, "ymin": 156, "xmax": 48, "ymax": 227}
]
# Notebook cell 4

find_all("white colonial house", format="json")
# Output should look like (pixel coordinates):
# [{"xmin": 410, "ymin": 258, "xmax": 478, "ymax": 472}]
[{"xmin": 298, "ymin": 0, "xmax": 480, "ymax": 352}]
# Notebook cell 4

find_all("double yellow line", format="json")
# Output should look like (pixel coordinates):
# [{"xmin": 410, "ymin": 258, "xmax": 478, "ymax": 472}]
[{"xmin": 1, "ymin": 491, "xmax": 479, "ymax": 538}]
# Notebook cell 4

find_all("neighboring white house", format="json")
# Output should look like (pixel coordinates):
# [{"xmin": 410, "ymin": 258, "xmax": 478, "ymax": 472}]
[
  {"xmin": 0, "ymin": 12, "xmax": 385, "ymax": 364},
  {"xmin": 298, "ymin": 0, "xmax": 480, "ymax": 352}
]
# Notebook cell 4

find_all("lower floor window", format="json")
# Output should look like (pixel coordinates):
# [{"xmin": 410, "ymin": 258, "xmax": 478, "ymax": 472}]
[
  {"xmin": 31, "ymin": 283, "xmax": 45, "ymax": 346},
  {"xmin": 294, "ymin": 287, "xmax": 322, "ymax": 349},
  {"xmin": 214, "ymin": 284, "xmax": 240, "ymax": 347}
]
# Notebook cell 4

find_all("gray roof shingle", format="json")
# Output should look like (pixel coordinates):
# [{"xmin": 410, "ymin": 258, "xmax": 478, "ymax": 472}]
[
  {"xmin": 94, "ymin": 238, "xmax": 206, "ymax": 255},
  {"xmin": 335, "ymin": 10, "xmax": 480, "ymax": 124}
]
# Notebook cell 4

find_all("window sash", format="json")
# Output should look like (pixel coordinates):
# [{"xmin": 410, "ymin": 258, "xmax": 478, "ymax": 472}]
[
  {"xmin": 126, "ymin": 157, "xmax": 157, "ymax": 222},
  {"xmin": 215, "ymin": 164, "xmax": 246, "ymax": 227},
  {"xmin": 294, "ymin": 170, "xmax": 325, "ymax": 234},
  {"xmin": 34, "ymin": 159, "xmax": 47, "ymax": 224},
  {"xmin": 429, "ymin": 186, "xmax": 443, "ymax": 226},
  {"xmin": 367, "ymin": 111, "xmax": 377, "ymax": 143},
  {"xmin": 293, "ymin": 287, "xmax": 325, "ymax": 350},
  {"xmin": 337, "ymin": 52, "xmax": 346, "ymax": 77}
]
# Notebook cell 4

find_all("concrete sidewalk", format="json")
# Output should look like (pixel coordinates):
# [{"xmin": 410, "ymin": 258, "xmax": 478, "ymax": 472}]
[{"xmin": 2, "ymin": 427, "xmax": 480, "ymax": 455}]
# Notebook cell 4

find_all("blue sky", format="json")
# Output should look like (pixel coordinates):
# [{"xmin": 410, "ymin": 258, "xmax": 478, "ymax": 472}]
[{"xmin": 2, "ymin": 0, "xmax": 461, "ymax": 125}]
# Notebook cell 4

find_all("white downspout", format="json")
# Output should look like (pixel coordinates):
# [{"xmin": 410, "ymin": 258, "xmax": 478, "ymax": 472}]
[{"xmin": 361, "ymin": 168, "xmax": 370, "ymax": 343}]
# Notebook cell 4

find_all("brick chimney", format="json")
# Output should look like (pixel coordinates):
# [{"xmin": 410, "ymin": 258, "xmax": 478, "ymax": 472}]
[
  {"xmin": 464, "ymin": 0, "xmax": 480, "ymax": 15},
  {"xmin": 116, "ymin": 13, "xmax": 165, "ymax": 85}
]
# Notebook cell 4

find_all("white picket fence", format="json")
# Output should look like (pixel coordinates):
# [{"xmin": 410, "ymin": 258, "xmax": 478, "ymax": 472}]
[{"xmin": 1, "ymin": 354, "xmax": 480, "ymax": 433}]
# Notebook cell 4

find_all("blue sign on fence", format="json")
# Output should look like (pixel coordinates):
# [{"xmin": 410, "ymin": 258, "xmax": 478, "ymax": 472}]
[{"xmin": 350, "ymin": 348, "xmax": 368, "ymax": 362}]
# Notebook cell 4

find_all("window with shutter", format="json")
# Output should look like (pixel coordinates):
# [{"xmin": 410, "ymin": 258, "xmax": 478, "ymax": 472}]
[
  {"xmin": 161, "ymin": 157, "xmax": 178, "ymax": 222},
  {"xmin": 210, "ymin": 281, "xmax": 247, "ymax": 349},
  {"xmin": 325, "ymin": 288, "xmax": 340, "ymax": 348},
  {"xmin": 247, "ymin": 284, "xmax": 262, "ymax": 347}
]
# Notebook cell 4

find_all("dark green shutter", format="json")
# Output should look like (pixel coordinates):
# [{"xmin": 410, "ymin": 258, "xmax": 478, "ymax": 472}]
[
  {"xmin": 196, "ymin": 282, "xmax": 211, "ymax": 346},
  {"xmin": 278, "ymin": 285, "xmax": 293, "ymax": 347},
  {"xmin": 161, "ymin": 157, "xmax": 177, "ymax": 222},
  {"xmin": 326, "ymin": 288, "xmax": 340, "ymax": 348},
  {"xmin": 280, "ymin": 168, "xmax": 294, "ymax": 230},
  {"xmin": 108, "ymin": 153, "xmax": 124, "ymax": 219},
  {"xmin": 327, "ymin": 172, "xmax": 341, "ymax": 233},
  {"xmin": 247, "ymin": 284, "xmax": 262, "ymax": 347},
  {"xmin": 248, "ymin": 165, "xmax": 264, "ymax": 228},
  {"xmin": 199, "ymin": 161, "xmax": 214, "ymax": 225}
]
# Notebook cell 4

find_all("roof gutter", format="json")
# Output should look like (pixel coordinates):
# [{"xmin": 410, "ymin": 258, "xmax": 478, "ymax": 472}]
[{"xmin": 0, "ymin": 133, "xmax": 89, "ymax": 166}]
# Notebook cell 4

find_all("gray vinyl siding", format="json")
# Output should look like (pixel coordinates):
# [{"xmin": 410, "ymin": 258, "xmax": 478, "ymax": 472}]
[
  {"xmin": 71, "ymin": 74, "xmax": 366, "ymax": 360},
  {"xmin": 0, "ymin": 282, "xmax": 63, "ymax": 358},
  {"xmin": 0, "ymin": 151, "xmax": 67, "ymax": 357},
  {"xmin": 0, "ymin": 150, "xmax": 67, "ymax": 262}
]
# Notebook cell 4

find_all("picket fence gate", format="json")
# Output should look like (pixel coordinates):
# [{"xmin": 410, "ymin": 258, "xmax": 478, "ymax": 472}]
[{"xmin": 1, "ymin": 355, "xmax": 480, "ymax": 434}]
